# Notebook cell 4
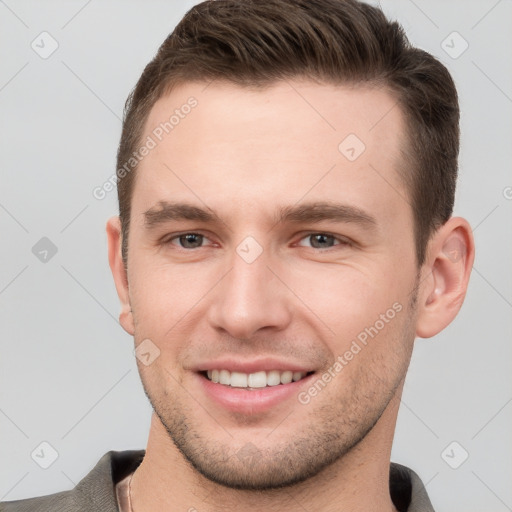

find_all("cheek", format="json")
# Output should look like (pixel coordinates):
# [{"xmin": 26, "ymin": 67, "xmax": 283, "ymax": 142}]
[
  {"xmin": 129, "ymin": 259, "xmax": 208, "ymax": 324},
  {"xmin": 128, "ymin": 244, "xmax": 415, "ymax": 352},
  {"xmin": 288, "ymin": 262, "xmax": 409, "ymax": 341}
]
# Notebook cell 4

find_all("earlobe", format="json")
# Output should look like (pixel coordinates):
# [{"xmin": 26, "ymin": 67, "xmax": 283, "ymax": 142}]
[
  {"xmin": 415, "ymin": 217, "xmax": 475, "ymax": 339},
  {"xmin": 106, "ymin": 216, "xmax": 135, "ymax": 335}
]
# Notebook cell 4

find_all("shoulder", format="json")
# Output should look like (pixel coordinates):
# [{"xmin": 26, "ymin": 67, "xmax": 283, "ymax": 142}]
[
  {"xmin": 0, "ymin": 491, "xmax": 76, "ymax": 512},
  {"xmin": 390, "ymin": 462, "xmax": 435, "ymax": 512},
  {"xmin": 0, "ymin": 450, "xmax": 145, "ymax": 512}
]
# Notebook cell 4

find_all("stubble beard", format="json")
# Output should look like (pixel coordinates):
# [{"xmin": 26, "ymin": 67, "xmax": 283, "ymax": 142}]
[{"xmin": 137, "ymin": 284, "xmax": 419, "ymax": 491}]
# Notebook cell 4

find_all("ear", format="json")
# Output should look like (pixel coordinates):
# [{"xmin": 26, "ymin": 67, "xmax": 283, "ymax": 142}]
[
  {"xmin": 415, "ymin": 217, "xmax": 475, "ymax": 338},
  {"xmin": 106, "ymin": 216, "xmax": 134, "ymax": 335}
]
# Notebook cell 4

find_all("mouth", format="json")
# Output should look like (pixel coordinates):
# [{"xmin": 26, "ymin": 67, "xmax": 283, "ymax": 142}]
[
  {"xmin": 193, "ymin": 360, "xmax": 318, "ymax": 414},
  {"xmin": 201, "ymin": 369, "xmax": 314, "ymax": 389}
]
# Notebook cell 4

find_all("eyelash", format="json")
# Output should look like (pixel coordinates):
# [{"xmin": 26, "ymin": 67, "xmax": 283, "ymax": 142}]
[{"xmin": 163, "ymin": 232, "xmax": 351, "ymax": 251}]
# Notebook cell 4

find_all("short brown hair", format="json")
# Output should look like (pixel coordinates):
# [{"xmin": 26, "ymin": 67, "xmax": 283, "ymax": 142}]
[{"xmin": 116, "ymin": 0, "xmax": 459, "ymax": 267}]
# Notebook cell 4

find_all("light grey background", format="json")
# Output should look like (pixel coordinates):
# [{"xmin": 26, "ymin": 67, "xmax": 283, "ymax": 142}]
[{"xmin": 1, "ymin": 1, "xmax": 511, "ymax": 510}]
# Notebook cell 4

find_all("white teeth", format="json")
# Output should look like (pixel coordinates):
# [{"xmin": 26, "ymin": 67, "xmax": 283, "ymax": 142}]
[
  {"xmin": 280, "ymin": 370, "xmax": 293, "ymax": 384},
  {"xmin": 219, "ymin": 369, "xmax": 230, "ymax": 385},
  {"xmin": 248, "ymin": 371, "xmax": 267, "ymax": 388},
  {"xmin": 230, "ymin": 371, "xmax": 248, "ymax": 387},
  {"xmin": 266, "ymin": 370, "xmax": 281, "ymax": 386},
  {"xmin": 292, "ymin": 371, "xmax": 303, "ymax": 382},
  {"xmin": 205, "ymin": 369, "xmax": 309, "ymax": 388}
]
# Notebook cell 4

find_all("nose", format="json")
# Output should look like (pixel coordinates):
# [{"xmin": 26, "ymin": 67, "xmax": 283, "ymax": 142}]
[{"xmin": 207, "ymin": 246, "xmax": 293, "ymax": 340}]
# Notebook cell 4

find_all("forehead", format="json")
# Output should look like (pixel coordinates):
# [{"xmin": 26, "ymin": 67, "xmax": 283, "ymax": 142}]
[{"xmin": 133, "ymin": 80, "xmax": 410, "ymax": 228}]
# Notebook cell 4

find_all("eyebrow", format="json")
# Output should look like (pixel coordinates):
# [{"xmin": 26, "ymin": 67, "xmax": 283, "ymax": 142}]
[
  {"xmin": 143, "ymin": 200, "xmax": 378, "ymax": 231},
  {"xmin": 144, "ymin": 201, "xmax": 219, "ymax": 228},
  {"xmin": 276, "ymin": 202, "xmax": 377, "ymax": 229}
]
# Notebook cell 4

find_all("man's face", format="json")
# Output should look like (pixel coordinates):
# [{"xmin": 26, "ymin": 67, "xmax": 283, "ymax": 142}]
[{"xmin": 123, "ymin": 80, "xmax": 420, "ymax": 489}]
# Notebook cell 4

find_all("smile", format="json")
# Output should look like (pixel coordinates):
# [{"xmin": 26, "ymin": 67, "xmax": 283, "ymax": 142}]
[{"xmin": 204, "ymin": 369, "xmax": 312, "ymax": 389}]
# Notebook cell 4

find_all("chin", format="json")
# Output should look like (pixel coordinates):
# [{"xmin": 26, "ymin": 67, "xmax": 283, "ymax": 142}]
[{"xmin": 151, "ymin": 398, "xmax": 376, "ymax": 492}]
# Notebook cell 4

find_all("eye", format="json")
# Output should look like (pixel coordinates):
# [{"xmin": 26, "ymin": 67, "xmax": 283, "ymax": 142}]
[
  {"xmin": 168, "ymin": 233, "xmax": 207, "ymax": 249},
  {"xmin": 297, "ymin": 233, "xmax": 348, "ymax": 250}
]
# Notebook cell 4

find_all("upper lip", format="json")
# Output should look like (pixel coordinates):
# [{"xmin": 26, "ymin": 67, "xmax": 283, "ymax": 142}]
[{"xmin": 191, "ymin": 357, "xmax": 315, "ymax": 374}]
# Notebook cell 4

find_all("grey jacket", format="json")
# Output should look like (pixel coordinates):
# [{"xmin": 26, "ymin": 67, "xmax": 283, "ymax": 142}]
[{"xmin": 0, "ymin": 450, "xmax": 435, "ymax": 511}]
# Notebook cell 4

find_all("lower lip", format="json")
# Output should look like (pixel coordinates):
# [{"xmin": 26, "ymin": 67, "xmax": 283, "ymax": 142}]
[{"xmin": 195, "ymin": 372, "xmax": 315, "ymax": 415}]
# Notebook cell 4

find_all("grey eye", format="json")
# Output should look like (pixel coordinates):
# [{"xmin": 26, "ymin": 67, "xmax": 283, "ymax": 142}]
[
  {"xmin": 308, "ymin": 234, "xmax": 336, "ymax": 249},
  {"xmin": 178, "ymin": 233, "xmax": 204, "ymax": 248}
]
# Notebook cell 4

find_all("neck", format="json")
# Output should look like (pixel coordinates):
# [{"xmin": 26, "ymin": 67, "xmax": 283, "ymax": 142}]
[{"xmin": 131, "ymin": 392, "xmax": 402, "ymax": 512}]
